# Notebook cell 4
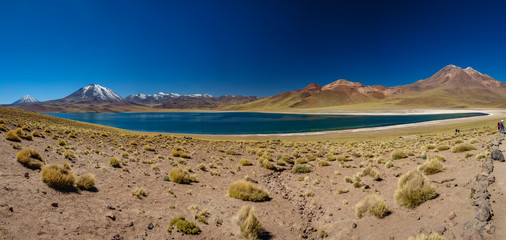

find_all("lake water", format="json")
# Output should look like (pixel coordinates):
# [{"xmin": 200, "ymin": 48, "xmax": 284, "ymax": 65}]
[{"xmin": 46, "ymin": 112, "xmax": 487, "ymax": 135}]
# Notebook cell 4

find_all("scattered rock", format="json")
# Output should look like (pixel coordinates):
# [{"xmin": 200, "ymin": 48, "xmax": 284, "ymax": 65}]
[
  {"xmin": 448, "ymin": 211, "xmax": 456, "ymax": 220},
  {"xmin": 51, "ymin": 202, "xmax": 58, "ymax": 208},
  {"xmin": 127, "ymin": 222, "xmax": 134, "ymax": 227},
  {"xmin": 351, "ymin": 222, "xmax": 357, "ymax": 228},
  {"xmin": 490, "ymin": 149, "xmax": 505, "ymax": 162},
  {"xmin": 475, "ymin": 205, "xmax": 491, "ymax": 222},
  {"xmin": 106, "ymin": 215, "xmax": 116, "ymax": 221},
  {"xmin": 147, "ymin": 223, "xmax": 154, "ymax": 230},
  {"xmin": 111, "ymin": 234, "xmax": 124, "ymax": 240},
  {"xmin": 24, "ymin": 172, "xmax": 29, "ymax": 179},
  {"xmin": 8, "ymin": 207, "xmax": 13, "ymax": 212},
  {"xmin": 465, "ymin": 231, "xmax": 482, "ymax": 240},
  {"xmin": 106, "ymin": 205, "xmax": 116, "ymax": 210}
]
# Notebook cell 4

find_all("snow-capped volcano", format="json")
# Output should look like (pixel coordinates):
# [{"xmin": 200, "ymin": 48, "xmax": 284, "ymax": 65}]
[
  {"xmin": 125, "ymin": 92, "xmax": 213, "ymax": 104},
  {"xmin": 63, "ymin": 84, "xmax": 124, "ymax": 102},
  {"xmin": 12, "ymin": 95, "xmax": 39, "ymax": 104}
]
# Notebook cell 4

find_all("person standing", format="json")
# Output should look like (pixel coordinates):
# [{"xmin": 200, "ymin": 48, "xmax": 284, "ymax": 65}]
[
  {"xmin": 498, "ymin": 122, "xmax": 502, "ymax": 135},
  {"xmin": 501, "ymin": 120, "xmax": 505, "ymax": 135}
]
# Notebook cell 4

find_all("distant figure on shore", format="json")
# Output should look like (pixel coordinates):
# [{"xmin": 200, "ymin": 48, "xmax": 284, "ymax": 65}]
[
  {"xmin": 498, "ymin": 122, "xmax": 501, "ymax": 135},
  {"xmin": 501, "ymin": 120, "xmax": 505, "ymax": 135}
]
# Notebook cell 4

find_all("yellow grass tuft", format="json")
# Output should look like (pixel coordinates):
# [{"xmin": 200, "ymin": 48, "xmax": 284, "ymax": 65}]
[
  {"xmin": 16, "ymin": 148, "xmax": 44, "ymax": 169},
  {"xmin": 355, "ymin": 194, "xmax": 388, "ymax": 218},
  {"xmin": 361, "ymin": 165, "xmax": 380, "ymax": 180},
  {"xmin": 390, "ymin": 149, "xmax": 407, "ymax": 160},
  {"xmin": 228, "ymin": 181, "xmax": 270, "ymax": 202},
  {"xmin": 418, "ymin": 157, "xmax": 444, "ymax": 175},
  {"xmin": 5, "ymin": 130, "xmax": 22, "ymax": 142},
  {"xmin": 169, "ymin": 167, "xmax": 197, "ymax": 184},
  {"xmin": 236, "ymin": 206, "xmax": 263, "ymax": 240},
  {"xmin": 41, "ymin": 164, "xmax": 76, "ymax": 191},
  {"xmin": 109, "ymin": 157, "xmax": 121, "ymax": 168},
  {"xmin": 451, "ymin": 143, "xmax": 476, "ymax": 153},
  {"xmin": 77, "ymin": 173, "xmax": 96, "ymax": 190},
  {"xmin": 132, "ymin": 187, "xmax": 147, "ymax": 199},
  {"xmin": 394, "ymin": 170, "xmax": 437, "ymax": 208}
]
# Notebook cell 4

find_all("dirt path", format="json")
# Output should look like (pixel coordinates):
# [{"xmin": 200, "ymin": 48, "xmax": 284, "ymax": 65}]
[{"xmin": 491, "ymin": 143, "xmax": 506, "ymax": 239}]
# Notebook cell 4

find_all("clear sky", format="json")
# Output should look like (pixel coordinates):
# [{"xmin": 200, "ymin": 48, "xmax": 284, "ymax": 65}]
[{"xmin": 1, "ymin": 0, "xmax": 506, "ymax": 104}]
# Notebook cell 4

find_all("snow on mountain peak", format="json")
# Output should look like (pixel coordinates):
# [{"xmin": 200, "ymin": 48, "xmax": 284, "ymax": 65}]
[
  {"xmin": 12, "ymin": 95, "xmax": 39, "ymax": 104},
  {"xmin": 79, "ymin": 84, "xmax": 123, "ymax": 101}
]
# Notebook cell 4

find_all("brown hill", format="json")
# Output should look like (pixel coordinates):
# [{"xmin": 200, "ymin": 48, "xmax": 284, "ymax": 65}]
[{"xmin": 234, "ymin": 65, "xmax": 506, "ymax": 110}]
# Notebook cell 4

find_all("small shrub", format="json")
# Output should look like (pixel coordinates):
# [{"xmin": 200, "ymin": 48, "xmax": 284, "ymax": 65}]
[
  {"xmin": 451, "ymin": 143, "xmax": 476, "ymax": 153},
  {"xmin": 41, "ymin": 164, "xmax": 76, "ymax": 191},
  {"xmin": 408, "ymin": 233, "xmax": 447, "ymax": 240},
  {"xmin": 326, "ymin": 154, "xmax": 337, "ymax": 161},
  {"xmin": 390, "ymin": 150, "xmax": 407, "ymax": 160},
  {"xmin": 236, "ymin": 206, "xmax": 262, "ymax": 240},
  {"xmin": 64, "ymin": 150, "xmax": 76, "ymax": 160},
  {"xmin": 385, "ymin": 160, "xmax": 393, "ymax": 168},
  {"xmin": 292, "ymin": 165, "xmax": 311, "ymax": 174},
  {"xmin": 132, "ymin": 187, "xmax": 147, "ymax": 199},
  {"xmin": 58, "ymin": 139, "xmax": 66, "ymax": 146},
  {"xmin": 240, "ymin": 158, "xmax": 253, "ymax": 166},
  {"xmin": 109, "ymin": 157, "xmax": 121, "ymax": 168},
  {"xmin": 0, "ymin": 124, "xmax": 9, "ymax": 132},
  {"xmin": 418, "ymin": 158, "xmax": 444, "ymax": 175},
  {"xmin": 17, "ymin": 148, "xmax": 44, "ymax": 169},
  {"xmin": 143, "ymin": 145, "xmax": 156, "ymax": 151},
  {"xmin": 436, "ymin": 145, "xmax": 450, "ymax": 151},
  {"xmin": 361, "ymin": 165, "xmax": 380, "ymax": 180},
  {"xmin": 228, "ymin": 181, "xmax": 270, "ymax": 202},
  {"xmin": 77, "ymin": 173, "xmax": 96, "ymax": 190},
  {"xmin": 260, "ymin": 159, "xmax": 275, "ymax": 170},
  {"xmin": 394, "ymin": 170, "xmax": 437, "ymax": 208},
  {"xmin": 168, "ymin": 216, "xmax": 201, "ymax": 235},
  {"xmin": 32, "ymin": 130, "xmax": 43, "ymax": 138},
  {"xmin": 318, "ymin": 161, "xmax": 330, "ymax": 167},
  {"xmin": 169, "ymin": 167, "xmax": 197, "ymax": 184},
  {"xmin": 355, "ymin": 194, "xmax": 388, "ymax": 218},
  {"xmin": 197, "ymin": 163, "xmax": 207, "ymax": 171},
  {"xmin": 5, "ymin": 130, "xmax": 22, "ymax": 142}
]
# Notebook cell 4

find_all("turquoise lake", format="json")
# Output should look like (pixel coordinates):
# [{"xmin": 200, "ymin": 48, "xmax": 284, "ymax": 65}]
[{"xmin": 47, "ymin": 112, "xmax": 486, "ymax": 135}]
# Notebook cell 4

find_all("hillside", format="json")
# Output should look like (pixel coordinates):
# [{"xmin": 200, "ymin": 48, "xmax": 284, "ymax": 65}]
[{"xmin": 231, "ymin": 65, "xmax": 506, "ymax": 111}]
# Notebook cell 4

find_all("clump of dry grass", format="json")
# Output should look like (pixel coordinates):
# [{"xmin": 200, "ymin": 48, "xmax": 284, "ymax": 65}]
[
  {"xmin": 236, "ymin": 206, "xmax": 262, "ymax": 240},
  {"xmin": 390, "ymin": 149, "xmax": 407, "ymax": 160},
  {"xmin": 16, "ymin": 148, "xmax": 45, "ymax": 169},
  {"xmin": 228, "ymin": 181, "xmax": 270, "ymax": 202},
  {"xmin": 418, "ymin": 157, "xmax": 444, "ymax": 175},
  {"xmin": 31, "ymin": 130, "xmax": 43, "ymax": 138},
  {"xmin": 451, "ymin": 143, "xmax": 476, "ymax": 153},
  {"xmin": 292, "ymin": 165, "xmax": 311, "ymax": 174},
  {"xmin": 168, "ymin": 216, "xmax": 201, "ymax": 235},
  {"xmin": 0, "ymin": 124, "xmax": 9, "ymax": 132},
  {"xmin": 355, "ymin": 194, "xmax": 388, "ymax": 218},
  {"xmin": 109, "ymin": 157, "xmax": 121, "ymax": 168},
  {"xmin": 143, "ymin": 145, "xmax": 156, "ymax": 151},
  {"xmin": 132, "ymin": 187, "xmax": 147, "ymax": 199},
  {"xmin": 58, "ymin": 139, "xmax": 66, "ymax": 146},
  {"xmin": 77, "ymin": 173, "xmax": 96, "ymax": 190},
  {"xmin": 169, "ymin": 167, "xmax": 197, "ymax": 184},
  {"xmin": 394, "ymin": 170, "xmax": 437, "ymax": 208},
  {"xmin": 240, "ymin": 158, "xmax": 253, "ymax": 166},
  {"xmin": 436, "ymin": 145, "xmax": 450, "ymax": 151},
  {"xmin": 260, "ymin": 159, "xmax": 276, "ymax": 170},
  {"xmin": 5, "ymin": 130, "xmax": 22, "ymax": 142},
  {"xmin": 361, "ymin": 165, "xmax": 380, "ymax": 180},
  {"xmin": 64, "ymin": 150, "xmax": 76, "ymax": 161},
  {"xmin": 41, "ymin": 164, "xmax": 76, "ymax": 191},
  {"xmin": 408, "ymin": 233, "xmax": 447, "ymax": 240}
]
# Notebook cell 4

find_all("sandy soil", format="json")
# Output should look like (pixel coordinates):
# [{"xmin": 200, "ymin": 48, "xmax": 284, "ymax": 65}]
[{"xmin": 0, "ymin": 107, "xmax": 503, "ymax": 240}]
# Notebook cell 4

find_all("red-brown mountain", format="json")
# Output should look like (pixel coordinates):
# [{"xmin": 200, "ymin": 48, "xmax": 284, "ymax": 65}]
[{"xmin": 235, "ymin": 65, "xmax": 506, "ymax": 109}]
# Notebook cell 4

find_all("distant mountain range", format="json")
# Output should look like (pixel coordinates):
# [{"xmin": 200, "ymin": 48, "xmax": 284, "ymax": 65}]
[
  {"xmin": 232, "ymin": 65, "xmax": 506, "ymax": 110},
  {"xmin": 7, "ymin": 65, "xmax": 506, "ymax": 112},
  {"xmin": 8, "ymin": 84, "xmax": 258, "ymax": 112}
]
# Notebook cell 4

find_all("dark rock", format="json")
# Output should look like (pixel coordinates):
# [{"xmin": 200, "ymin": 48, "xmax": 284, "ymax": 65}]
[
  {"xmin": 491, "ymin": 149, "xmax": 505, "ymax": 162},
  {"xmin": 147, "ymin": 223, "xmax": 154, "ymax": 230},
  {"xmin": 106, "ymin": 205, "xmax": 116, "ymax": 210},
  {"xmin": 106, "ymin": 215, "xmax": 116, "ymax": 221},
  {"xmin": 8, "ymin": 207, "xmax": 13, "ymax": 212},
  {"xmin": 127, "ymin": 222, "xmax": 134, "ymax": 227},
  {"xmin": 351, "ymin": 222, "xmax": 357, "ymax": 228},
  {"xmin": 51, "ymin": 202, "xmax": 58, "ymax": 208},
  {"xmin": 24, "ymin": 172, "xmax": 29, "ymax": 179},
  {"xmin": 111, "ymin": 234, "xmax": 124, "ymax": 240}
]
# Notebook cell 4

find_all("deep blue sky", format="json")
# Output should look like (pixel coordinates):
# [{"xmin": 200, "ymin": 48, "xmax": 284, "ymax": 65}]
[{"xmin": 1, "ymin": 0, "xmax": 506, "ymax": 103}]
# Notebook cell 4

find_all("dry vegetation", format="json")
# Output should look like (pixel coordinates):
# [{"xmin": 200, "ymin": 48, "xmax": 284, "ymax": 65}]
[{"xmin": 0, "ymin": 106, "xmax": 499, "ymax": 239}]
